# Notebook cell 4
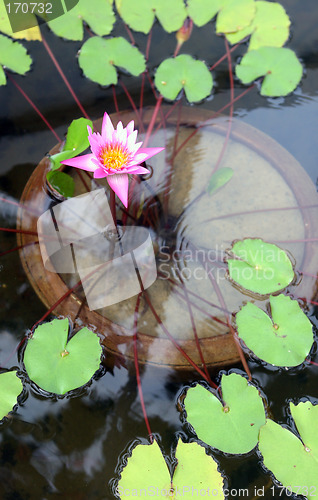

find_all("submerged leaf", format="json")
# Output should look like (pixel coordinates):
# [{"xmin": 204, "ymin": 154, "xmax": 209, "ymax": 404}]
[
  {"xmin": 50, "ymin": 118, "xmax": 93, "ymax": 171},
  {"xmin": 236, "ymin": 47, "xmax": 303, "ymax": 96},
  {"xmin": 236, "ymin": 295, "xmax": 313, "ymax": 367},
  {"xmin": 184, "ymin": 373, "xmax": 265, "ymax": 454},
  {"xmin": 207, "ymin": 167, "xmax": 233, "ymax": 196},
  {"xmin": 79, "ymin": 36, "xmax": 146, "ymax": 86},
  {"xmin": 0, "ymin": 34, "xmax": 32, "ymax": 85},
  {"xmin": 46, "ymin": 171, "xmax": 75, "ymax": 198},
  {"xmin": 0, "ymin": 371, "xmax": 23, "ymax": 421},
  {"xmin": 259, "ymin": 402, "xmax": 318, "ymax": 497},
  {"xmin": 24, "ymin": 318, "xmax": 102, "ymax": 394},
  {"xmin": 115, "ymin": 0, "xmax": 187, "ymax": 34},
  {"xmin": 155, "ymin": 54, "xmax": 213, "ymax": 102},
  {"xmin": 226, "ymin": 1, "xmax": 290, "ymax": 51},
  {"xmin": 48, "ymin": 0, "xmax": 115, "ymax": 41},
  {"xmin": 227, "ymin": 238, "xmax": 294, "ymax": 295}
]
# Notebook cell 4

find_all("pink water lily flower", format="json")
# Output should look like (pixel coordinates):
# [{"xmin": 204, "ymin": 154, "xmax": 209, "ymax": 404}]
[{"xmin": 61, "ymin": 113, "xmax": 164, "ymax": 207}]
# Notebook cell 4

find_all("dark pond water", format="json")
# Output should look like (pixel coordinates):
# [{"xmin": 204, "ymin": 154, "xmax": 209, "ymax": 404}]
[{"xmin": 1, "ymin": 1, "xmax": 318, "ymax": 498}]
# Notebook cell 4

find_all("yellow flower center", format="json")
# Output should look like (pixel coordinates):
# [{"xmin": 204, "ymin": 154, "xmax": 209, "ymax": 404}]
[{"xmin": 100, "ymin": 144, "xmax": 130, "ymax": 171}]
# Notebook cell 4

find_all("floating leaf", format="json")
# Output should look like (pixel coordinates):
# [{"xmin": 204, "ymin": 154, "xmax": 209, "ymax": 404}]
[
  {"xmin": 115, "ymin": 0, "xmax": 187, "ymax": 34},
  {"xmin": 50, "ymin": 118, "xmax": 93, "ymax": 171},
  {"xmin": 184, "ymin": 373, "xmax": 265, "ymax": 454},
  {"xmin": 155, "ymin": 54, "xmax": 213, "ymax": 102},
  {"xmin": 46, "ymin": 171, "xmax": 75, "ymax": 198},
  {"xmin": 0, "ymin": 34, "xmax": 32, "ymax": 86},
  {"xmin": 0, "ymin": 371, "xmax": 23, "ymax": 421},
  {"xmin": 0, "ymin": 2, "xmax": 41, "ymax": 40},
  {"xmin": 78, "ymin": 36, "xmax": 146, "ymax": 86},
  {"xmin": 24, "ymin": 318, "xmax": 102, "ymax": 394},
  {"xmin": 216, "ymin": 0, "xmax": 256, "ymax": 34},
  {"xmin": 227, "ymin": 239, "xmax": 294, "ymax": 295},
  {"xmin": 186, "ymin": 0, "xmax": 221, "ymax": 27},
  {"xmin": 259, "ymin": 402, "xmax": 318, "ymax": 497},
  {"xmin": 236, "ymin": 295, "xmax": 313, "ymax": 367},
  {"xmin": 207, "ymin": 167, "xmax": 233, "ymax": 196},
  {"xmin": 236, "ymin": 47, "xmax": 303, "ymax": 97},
  {"xmin": 118, "ymin": 439, "xmax": 224, "ymax": 498},
  {"xmin": 48, "ymin": 0, "xmax": 115, "ymax": 41},
  {"xmin": 226, "ymin": 1, "xmax": 290, "ymax": 51}
]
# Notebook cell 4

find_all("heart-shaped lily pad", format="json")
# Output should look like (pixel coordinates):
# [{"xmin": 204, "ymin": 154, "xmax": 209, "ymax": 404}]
[
  {"xmin": 227, "ymin": 239, "xmax": 294, "ymax": 295},
  {"xmin": 23, "ymin": 318, "xmax": 102, "ymax": 395},
  {"xmin": 50, "ymin": 118, "xmax": 93, "ymax": 171},
  {"xmin": 155, "ymin": 54, "xmax": 213, "ymax": 102},
  {"xmin": 236, "ymin": 47, "xmax": 303, "ymax": 97},
  {"xmin": 48, "ymin": 0, "xmax": 115, "ymax": 41},
  {"xmin": 259, "ymin": 401, "xmax": 318, "ymax": 497},
  {"xmin": 207, "ymin": 167, "xmax": 233, "ymax": 196},
  {"xmin": 186, "ymin": 0, "xmax": 221, "ymax": 27},
  {"xmin": 236, "ymin": 295, "xmax": 313, "ymax": 367},
  {"xmin": 78, "ymin": 36, "xmax": 146, "ymax": 86},
  {"xmin": 0, "ymin": 34, "xmax": 32, "ymax": 86},
  {"xmin": 184, "ymin": 373, "xmax": 266, "ymax": 454},
  {"xmin": 0, "ymin": 371, "xmax": 23, "ymax": 421},
  {"xmin": 0, "ymin": 1, "xmax": 41, "ymax": 40},
  {"xmin": 115, "ymin": 0, "xmax": 187, "ymax": 34},
  {"xmin": 118, "ymin": 439, "xmax": 224, "ymax": 498},
  {"xmin": 226, "ymin": 1, "xmax": 290, "ymax": 51},
  {"xmin": 216, "ymin": 0, "xmax": 256, "ymax": 34}
]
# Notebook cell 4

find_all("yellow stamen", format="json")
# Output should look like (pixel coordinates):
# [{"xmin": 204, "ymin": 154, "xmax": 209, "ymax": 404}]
[{"xmin": 100, "ymin": 144, "xmax": 130, "ymax": 170}]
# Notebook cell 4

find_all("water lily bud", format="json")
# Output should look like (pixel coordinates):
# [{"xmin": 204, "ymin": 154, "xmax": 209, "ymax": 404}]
[{"xmin": 176, "ymin": 18, "xmax": 193, "ymax": 47}]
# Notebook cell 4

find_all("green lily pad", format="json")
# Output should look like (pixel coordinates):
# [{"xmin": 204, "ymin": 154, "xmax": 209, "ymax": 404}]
[
  {"xmin": 0, "ymin": 371, "xmax": 23, "ymax": 421},
  {"xmin": 50, "ymin": 118, "xmax": 93, "ymax": 171},
  {"xmin": 0, "ymin": 34, "xmax": 32, "ymax": 86},
  {"xmin": 236, "ymin": 47, "xmax": 303, "ymax": 97},
  {"xmin": 216, "ymin": 0, "xmax": 256, "ymax": 34},
  {"xmin": 184, "ymin": 373, "xmax": 266, "ymax": 454},
  {"xmin": 23, "ymin": 318, "xmax": 102, "ymax": 395},
  {"xmin": 78, "ymin": 36, "xmax": 146, "ymax": 86},
  {"xmin": 46, "ymin": 171, "xmax": 75, "ymax": 198},
  {"xmin": 186, "ymin": 0, "xmax": 221, "ymax": 27},
  {"xmin": 115, "ymin": 0, "xmax": 187, "ymax": 34},
  {"xmin": 259, "ymin": 402, "xmax": 318, "ymax": 497},
  {"xmin": 48, "ymin": 0, "xmax": 115, "ymax": 41},
  {"xmin": 226, "ymin": 1, "xmax": 290, "ymax": 51},
  {"xmin": 155, "ymin": 54, "xmax": 213, "ymax": 102},
  {"xmin": 227, "ymin": 239, "xmax": 294, "ymax": 295},
  {"xmin": 236, "ymin": 295, "xmax": 313, "ymax": 367},
  {"xmin": 207, "ymin": 167, "xmax": 233, "ymax": 195},
  {"xmin": 118, "ymin": 439, "xmax": 224, "ymax": 498}
]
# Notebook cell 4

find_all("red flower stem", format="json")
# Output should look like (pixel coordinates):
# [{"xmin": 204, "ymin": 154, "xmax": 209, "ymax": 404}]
[
  {"xmin": 77, "ymin": 171, "xmax": 90, "ymax": 192},
  {"xmin": 6, "ymin": 73, "xmax": 61, "ymax": 142},
  {"xmin": 109, "ymin": 190, "xmax": 117, "ymax": 228},
  {"xmin": 124, "ymin": 23, "xmax": 136, "ymax": 45},
  {"xmin": 120, "ymin": 82, "xmax": 144, "ymax": 132},
  {"xmin": 307, "ymin": 359, "xmax": 318, "ymax": 366},
  {"xmin": 112, "ymin": 85, "xmax": 120, "ymax": 114},
  {"xmin": 139, "ymin": 30, "xmax": 153, "ymax": 118},
  {"xmin": 0, "ymin": 196, "xmax": 42, "ymax": 217},
  {"xmin": 0, "ymin": 227, "xmax": 38, "ymax": 236},
  {"xmin": 209, "ymin": 44, "xmax": 240, "ymax": 71},
  {"xmin": 0, "ymin": 241, "xmax": 39, "ymax": 258},
  {"xmin": 133, "ymin": 293, "xmax": 153, "ymax": 441},
  {"xmin": 41, "ymin": 34, "xmax": 91, "ymax": 120},
  {"xmin": 143, "ymin": 96, "xmax": 163, "ymax": 148}
]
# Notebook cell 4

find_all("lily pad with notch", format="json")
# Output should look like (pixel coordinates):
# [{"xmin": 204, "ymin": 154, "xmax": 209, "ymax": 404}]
[
  {"xmin": 227, "ymin": 238, "xmax": 294, "ymax": 295},
  {"xmin": 236, "ymin": 295, "xmax": 313, "ymax": 367},
  {"xmin": 0, "ymin": 371, "xmax": 23, "ymax": 421},
  {"xmin": 0, "ymin": 34, "xmax": 32, "ymax": 86},
  {"xmin": 259, "ymin": 401, "xmax": 318, "ymax": 497},
  {"xmin": 183, "ymin": 373, "xmax": 266, "ymax": 454},
  {"xmin": 216, "ymin": 0, "xmax": 256, "ymax": 34},
  {"xmin": 23, "ymin": 318, "xmax": 102, "ymax": 395}
]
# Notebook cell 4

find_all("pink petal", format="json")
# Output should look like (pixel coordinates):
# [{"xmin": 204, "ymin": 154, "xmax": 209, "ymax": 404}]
[
  {"xmin": 61, "ymin": 153, "xmax": 97, "ymax": 172},
  {"xmin": 107, "ymin": 173, "xmax": 129, "ymax": 207},
  {"xmin": 135, "ymin": 147, "xmax": 165, "ymax": 162},
  {"xmin": 88, "ymin": 132, "xmax": 103, "ymax": 158},
  {"xmin": 126, "ymin": 120, "xmax": 135, "ymax": 135},
  {"xmin": 93, "ymin": 168, "xmax": 107, "ymax": 179},
  {"xmin": 127, "ymin": 165, "xmax": 150, "ymax": 175},
  {"xmin": 101, "ymin": 113, "xmax": 114, "ymax": 140}
]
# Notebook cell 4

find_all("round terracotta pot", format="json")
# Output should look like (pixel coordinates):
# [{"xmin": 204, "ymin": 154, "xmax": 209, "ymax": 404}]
[{"xmin": 17, "ymin": 106, "xmax": 318, "ymax": 370}]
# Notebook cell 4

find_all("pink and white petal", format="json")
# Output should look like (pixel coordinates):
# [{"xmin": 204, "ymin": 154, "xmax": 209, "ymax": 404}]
[
  {"xmin": 93, "ymin": 167, "xmax": 107, "ymax": 179},
  {"xmin": 126, "ymin": 130, "xmax": 138, "ymax": 151},
  {"xmin": 127, "ymin": 165, "xmax": 150, "ymax": 175},
  {"xmin": 107, "ymin": 173, "xmax": 129, "ymax": 207},
  {"xmin": 130, "ymin": 141, "xmax": 143, "ymax": 155},
  {"xmin": 61, "ymin": 153, "xmax": 97, "ymax": 172},
  {"xmin": 130, "ymin": 152, "xmax": 149, "ymax": 164},
  {"xmin": 126, "ymin": 120, "xmax": 135, "ymax": 135},
  {"xmin": 135, "ymin": 147, "xmax": 165, "ymax": 162},
  {"xmin": 87, "ymin": 125, "xmax": 93, "ymax": 135},
  {"xmin": 101, "ymin": 112, "xmax": 114, "ymax": 140},
  {"xmin": 88, "ymin": 132, "xmax": 103, "ymax": 158}
]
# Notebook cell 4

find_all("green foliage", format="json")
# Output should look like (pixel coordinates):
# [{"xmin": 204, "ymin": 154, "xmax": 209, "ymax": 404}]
[
  {"xmin": 259, "ymin": 402, "xmax": 318, "ymax": 497},
  {"xmin": 216, "ymin": 0, "xmax": 256, "ymax": 34},
  {"xmin": 227, "ymin": 238, "xmax": 294, "ymax": 295},
  {"xmin": 118, "ymin": 439, "xmax": 224, "ymax": 498},
  {"xmin": 48, "ymin": 0, "xmax": 115, "ymax": 41},
  {"xmin": 207, "ymin": 167, "xmax": 233, "ymax": 196},
  {"xmin": 23, "ymin": 318, "xmax": 102, "ymax": 395},
  {"xmin": 155, "ymin": 54, "xmax": 213, "ymax": 102},
  {"xmin": 0, "ymin": 371, "xmax": 23, "ymax": 421},
  {"xmin": 226, "ymin": 1, "xmax": 290, "ymax": 51},
  {"xmin": 236, "ymin": 47, "xmax": 303, "ymax": 96},
  {"xmin": 78, "ymin": 36, "xmax": 146, "ymax": 86},
  {"xmin": 115, "ymin": 0, "xmax": 187, "ymax": 34},
  {"xmin": 0, "ymin": 34, "xmax": 32, "ymax": 86},
  {"xmin": 186, "ymin": 0, "xmax": 221, "ymax": 27},
  {"xmin": 46, "ymin": 171, "xmax": 75, "ymax": 198},
  {"xmin": 184, "ymin": 373, "xmax": 265, "ymax": 454},
  {"xmin": 236, "ymin": 295, "xmax": 313, "ymax": 367}
]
